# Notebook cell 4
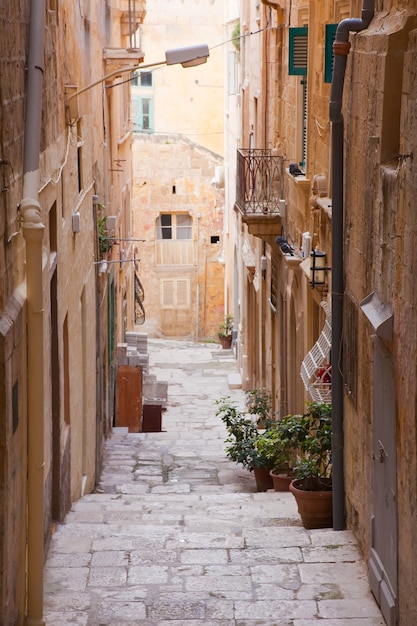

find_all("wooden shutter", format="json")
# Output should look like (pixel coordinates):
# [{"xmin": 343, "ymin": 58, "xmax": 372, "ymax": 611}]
[
  {"xmin": 161, "ymin": 278, "xmax": 190, "ymax": 309},
  {"xmin": 325, "ymin": 24, "xmax": 338, "ymax": 83},
  {"xmin": 161, "ymin": 279, "xmax": 175, "ymax": 308},
  {"xmin": 289, "ymin": 27, "xmax": 308, "ymax": 76},
  {"xmin": 177, "ymin": 279, "xmax": 189, "ymax": 308}
]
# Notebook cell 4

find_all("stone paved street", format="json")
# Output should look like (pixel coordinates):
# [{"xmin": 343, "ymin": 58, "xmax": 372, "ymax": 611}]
[{"xmin": 43, "ymin": 339, "xmax": 385, "ymax": 625}]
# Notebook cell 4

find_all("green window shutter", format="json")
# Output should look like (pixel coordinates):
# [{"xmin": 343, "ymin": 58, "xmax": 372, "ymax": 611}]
[
  {"xmin": 325, "ymin": 24, "xmax": 338, "ymax": 83},
  {"xmin": 289, "ymin": 27, "xmax": 308, "ymax": 76}
]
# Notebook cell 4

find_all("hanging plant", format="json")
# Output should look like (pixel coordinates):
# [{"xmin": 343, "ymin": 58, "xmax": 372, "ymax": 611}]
[
  {"xmin": 232, "ymin": 21, "xmax": 240, "ymax": 51},
  {"xmin": 97, "ymin": 216, "xmax": 112, "ymax": 257}
]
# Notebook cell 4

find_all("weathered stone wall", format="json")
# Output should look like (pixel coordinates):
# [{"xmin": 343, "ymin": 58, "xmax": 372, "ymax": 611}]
[
  {"xmin": 0, "ymin": 2, "xmax": 31, "ymax": 622},
  {"xmin": 0, "ymin": 0, "xmax": 137, "ymax": 620},
  {"xmin": 344, "ymin": 10, "xmax": 417, "ymax": 624},
  {"xmin": 132, "ymin": 0, "xmax": 225, "ymax": 157}
]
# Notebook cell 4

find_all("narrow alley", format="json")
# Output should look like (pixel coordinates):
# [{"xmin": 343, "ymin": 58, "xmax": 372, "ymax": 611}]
[{"xmin": 43, "ymin": 339, "xmax": 384, "ymax": 625}]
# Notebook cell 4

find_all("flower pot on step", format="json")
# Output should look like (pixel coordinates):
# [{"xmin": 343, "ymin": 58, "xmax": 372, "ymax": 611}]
[
  {"xmin": 220, "ymin": 335, "xmax": 232, "ymax": 349},
  {"xmin": 253, "ymin": 466, "xmax": 274, "ymax": 492},
  {"xmin": 269, "ymin": 468, "xmax": 294, "ymax": 492},
  {"xmin": 289, "ymin": 478, "xmax": 333, "ymax": 529}
]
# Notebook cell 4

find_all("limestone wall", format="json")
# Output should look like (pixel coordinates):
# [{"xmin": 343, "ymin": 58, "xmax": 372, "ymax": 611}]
[
  {"xmin": 132, "ymin": 134, "xmax": 225, "ymax": 340},
  {"xmin": 344, "ymin": 12, "xmax": 417, "ymax": 622}
]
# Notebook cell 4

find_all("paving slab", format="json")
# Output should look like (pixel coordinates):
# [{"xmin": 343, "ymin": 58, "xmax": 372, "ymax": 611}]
[{"xmin": 43, "ymin": 338, "xmax": 385, "ymax": 625}]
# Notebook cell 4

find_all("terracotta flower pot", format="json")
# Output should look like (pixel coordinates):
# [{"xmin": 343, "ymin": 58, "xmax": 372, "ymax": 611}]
[
  {"xmin": 219, "ymin": 335, "xmax": 232, "ymax": 349},
  {"xmin": 289, "ymin": 478, "xmax": 333, "ymax": 529},
  {"xmin": 269, "ymin": 468, "xmax": 294, "ymax": 492},
  {"xmin": 253, "ymin": 466, "xmax": 274, "ymax": 492}
]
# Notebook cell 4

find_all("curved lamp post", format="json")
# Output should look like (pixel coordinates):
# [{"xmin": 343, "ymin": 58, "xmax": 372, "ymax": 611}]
[{"xmin": 65, "ymin": 44, "xmax": 210, "ymax": 110}]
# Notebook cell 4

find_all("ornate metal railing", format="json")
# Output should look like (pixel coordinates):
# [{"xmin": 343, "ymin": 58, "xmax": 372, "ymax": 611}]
[{"xmin": 235, "ymin": 149, "xmax": 284, "ymax": 215}]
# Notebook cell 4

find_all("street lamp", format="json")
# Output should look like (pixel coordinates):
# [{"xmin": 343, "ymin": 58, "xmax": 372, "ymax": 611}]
[
  {"xmin": 165, "ymin": 44, "xmax": 209, "ymax": 67},
  {"xmin": 65, "ymin": 44, "xmax": 210, "ymax": 120}
]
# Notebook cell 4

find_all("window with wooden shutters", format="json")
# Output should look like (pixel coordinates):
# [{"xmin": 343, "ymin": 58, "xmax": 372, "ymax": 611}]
[
  {"xmin": 156, "ymin": 214, "xmax": 194, "ymax": 265},
  {"xmin": 176, "ymin": 279, "xmax": 189, "ymax": 307},
  {"xmin": 160, "ymin": 278, "xmax": 190, "ymax": 309},
  {"xmin": 288, "ymin": 28, "xmax": 308, "ymax": 168},
  {"xmin": 288, "ymin": 27, "xmax": 308, "ymax": 75},
  {"xmin": 156, "ymin": 214, "xmax": 192, "ymax": 240},
  {"xmin": 325, "ymin": 24, "xmax": 338, "ymax": 83}
]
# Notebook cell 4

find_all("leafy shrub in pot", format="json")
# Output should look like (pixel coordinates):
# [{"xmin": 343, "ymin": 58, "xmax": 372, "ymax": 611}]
[
  {"xmin": 292, "ymin": 401, "xmax": 332, "ymax": 491},
  {"xmin": 288, "ymin": 402, "xmax": 333, "ymax": 528},
  {"xmin": 215, "ymin": 390, "xmax": 281, "ymax": 479}
]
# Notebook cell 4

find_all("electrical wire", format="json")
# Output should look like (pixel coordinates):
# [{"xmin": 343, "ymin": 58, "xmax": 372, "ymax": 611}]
[
  {"xmin": 38, "ymin": 126, "xmax": 72, "ymax": 192},
  {"xmin": 108, "ymin": 25, "xmax": 274, "ymax": 90},
  {"xmin": 132, "ymin": 126, "xmax": 223, "ymax": 137}
]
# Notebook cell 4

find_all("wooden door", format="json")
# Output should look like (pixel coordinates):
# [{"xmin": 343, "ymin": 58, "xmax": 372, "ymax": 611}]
[{"xmin": 369, "ymin": 338, "xmax": 398, "ymax": 625}]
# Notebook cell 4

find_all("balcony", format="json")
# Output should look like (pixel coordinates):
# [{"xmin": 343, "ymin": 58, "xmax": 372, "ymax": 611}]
[
  {"xmin": 234, "ymin": 149, "xmax": 284, "ymax": 244},
  {"xmin": 120, "ymin": 0, "xmax": 147, "ymax": 40},
  {"xmin": 103, "ymin": 48, "xmax": 145, "ymax": 76}
]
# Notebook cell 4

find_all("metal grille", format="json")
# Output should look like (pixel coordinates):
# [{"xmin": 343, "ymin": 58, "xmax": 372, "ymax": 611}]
[
  {"xmin": 301, "ymin": 79, "xmax": 307, "ymax": 169},
  {"xmin": 235, "ymin": 149, "xmax": 284, "ymax": 215},
  {"xmin": 300, "ymin": 301, "xmax": 332, "ymax": 403},
  {"xmin": 134, "ymin": 271, "xmax": 145, "ymax": 325}
]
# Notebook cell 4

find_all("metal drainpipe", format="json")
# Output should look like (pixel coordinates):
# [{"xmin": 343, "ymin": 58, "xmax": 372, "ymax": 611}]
[
  {"xmin": 21, "ymin": 1, "xmax": 46, "ymax": 624},
  {"xmin": 329, "ymin": 0, "xmax": 374, "ymax": 531}
]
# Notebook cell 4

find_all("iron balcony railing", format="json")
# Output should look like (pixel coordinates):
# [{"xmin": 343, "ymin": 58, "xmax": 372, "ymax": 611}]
[{"xmin": 235, "ymin": 149, "xmax": 284, "ymax": 215}]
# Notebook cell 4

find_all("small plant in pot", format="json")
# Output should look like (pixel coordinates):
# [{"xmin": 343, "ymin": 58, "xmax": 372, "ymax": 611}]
[
  {"xmin": 215, "ymin": 392, "xmax": 279, "ymax": 491},
  {"xmin": 267, "ymin": 412, "xmax": 306, "ymax": 491},
  {"xmin": 253, "ymin": 427, "xmax": 292, "ymax": 491},
  {"xmin": 245, "ymin": 388, "xmax": 275, "ymax": 429},
  {"xmin": 288, "ymin": 402, "xmax": 333, "ymax": 529},
  {"xmin": 218, "ymin": 314, "xmax": 234, "ymax": 349}
]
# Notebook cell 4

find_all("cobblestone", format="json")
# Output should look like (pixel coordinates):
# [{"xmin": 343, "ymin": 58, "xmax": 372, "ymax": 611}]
[{"xmin": 43, "ymin": 339, "xmax": 385, "ymax": 625}]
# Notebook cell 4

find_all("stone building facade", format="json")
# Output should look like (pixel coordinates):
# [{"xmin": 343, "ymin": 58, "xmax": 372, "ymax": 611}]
[
  {"xmin": 0, "ymin": 0, "xmax": 144, "ymax": 622},
  {"xmin": 225, "ymin": 0, "xmax": 417, "ymax": 624},
  {"xmin": 131, "ymin": 0, "xmax": 225, "ymax": 157},
  {"xmin": 132, "ymin": 134, "xmax": 225, "ymax": 340},
  {"xmin": 130, "ymin": 0, "xmax": 226, "ymax": 340}
]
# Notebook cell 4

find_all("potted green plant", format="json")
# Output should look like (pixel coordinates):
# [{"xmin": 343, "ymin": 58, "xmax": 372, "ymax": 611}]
[
  {"xmin": 288, "ymin": 402, "xmax": 333, "ymax": 528},
  {"xmin": 215, "ymin": 392, "xmax": 280, "ymax": 491},
  {"xmin": 267, "ymin": 412, "xmax": 306, "ymax": 491},
  {"xmin": 218, "ymin": 314, "xmax": 234, "ymax": 349},
  {"xmin": 245, "ymin": 388, "xmax": 275, "ymax": 429},
  {"xmin": 254, "ymin": 427, "xmax": 292, "ymax": 491}
]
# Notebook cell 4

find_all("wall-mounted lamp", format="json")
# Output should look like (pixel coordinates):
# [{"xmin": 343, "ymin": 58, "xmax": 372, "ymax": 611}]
[
  {"xmin": 165, "ymin": 44, "xmax": 209, "ymax": 67},
  {"xmin": 310, "ymin": 249, "xmax": 331, "ymax": 288},
  {"xmin": 65, "ymin": 44, "xmax": 210, "ymax": 122}
]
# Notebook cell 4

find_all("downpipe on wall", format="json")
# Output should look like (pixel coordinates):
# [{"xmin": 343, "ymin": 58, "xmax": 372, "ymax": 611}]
[
  {"xmin": 329, "ymin": 0, "xmax": 374, "ymax": 531},
  {"xmin": 21, "ymin": 1, "xmax": 47, "ymax": 624}
]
